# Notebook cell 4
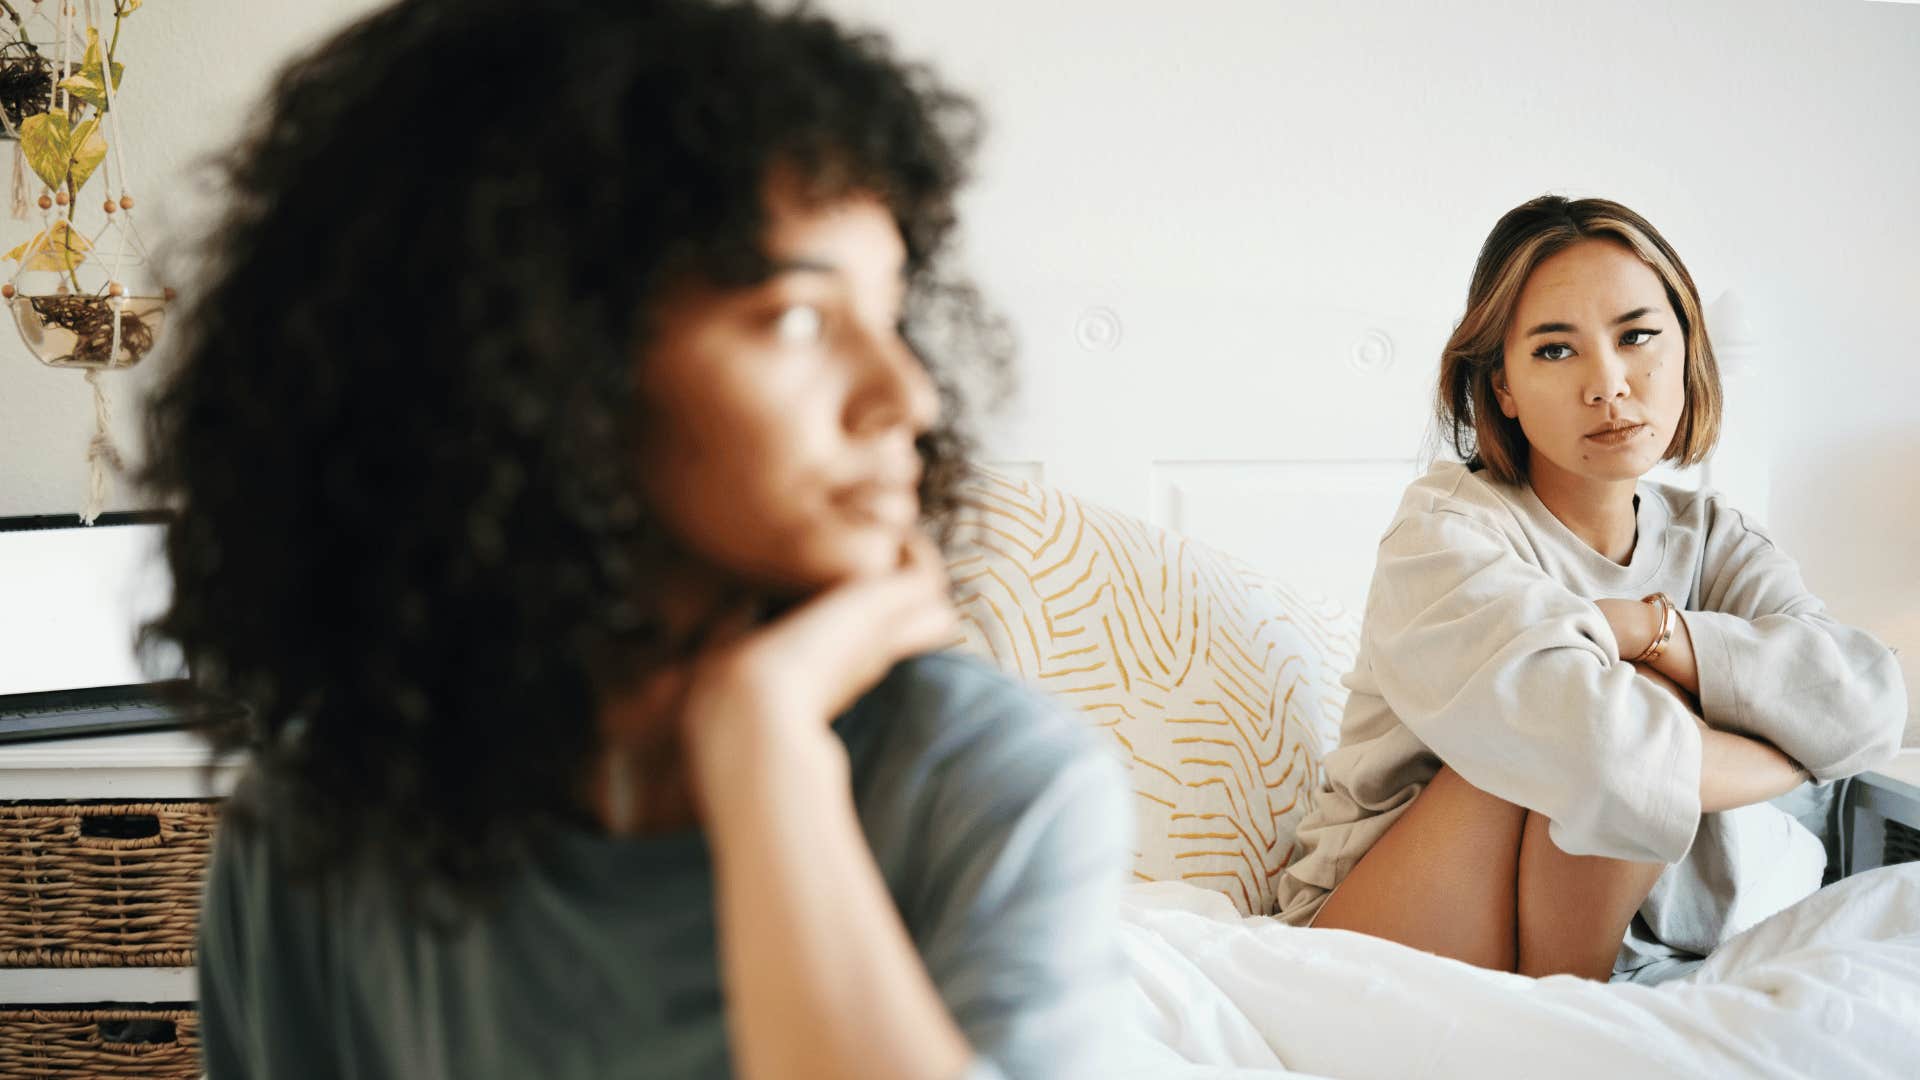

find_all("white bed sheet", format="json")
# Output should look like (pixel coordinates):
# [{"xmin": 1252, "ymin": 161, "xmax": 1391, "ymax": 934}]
[{"xmin": 1116, "ymin": 865, "xmax": 1920, "ymax": 1079}]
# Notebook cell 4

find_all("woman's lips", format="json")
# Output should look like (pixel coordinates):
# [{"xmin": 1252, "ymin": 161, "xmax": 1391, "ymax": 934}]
[
  {"xmin": 835, "ymin": 484, "xmax": 918, "ymax": 528},
  {"xmin": 1584, "ymin": 423, "xmax": 1648, "ymax": 447}
]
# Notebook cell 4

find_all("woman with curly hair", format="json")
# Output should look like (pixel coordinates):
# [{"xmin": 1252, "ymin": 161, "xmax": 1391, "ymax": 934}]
[{"xmin": 146, "ymin": 2, "xmax": 1128, "ymax": 1076}]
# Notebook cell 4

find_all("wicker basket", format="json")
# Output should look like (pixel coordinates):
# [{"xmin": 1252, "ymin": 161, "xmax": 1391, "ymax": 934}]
[
  {"xmin": 0, "ymin": 802, "xmax": 219, "ymax": 968},
  {"xmin": 0, "ymin": 1006, "xmax": 200, "ymax": 1079}
]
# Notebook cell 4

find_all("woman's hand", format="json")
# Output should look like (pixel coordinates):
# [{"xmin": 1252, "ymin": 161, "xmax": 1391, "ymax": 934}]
[
  {"xmin": 674, "ymin": 531, "xmax": 958, "ymax": 823},
  {"xmin": 641, "ymin": 531, "xmax": 973, "ymax": 1080},
  {"xmin": 1596, "ymin": 596, "xmax": 1701, "ymax": 697},
  {"xmin": 1630, "ymin": 660, "xmax": 1698, "ymax": 713},
  {"xmin": 593, "ymin": 533, "xmax": 955, "ymax": 835},
  {"xmin": 1595, "ymin": 598, "xmax": 1659, "ymax": 661}
]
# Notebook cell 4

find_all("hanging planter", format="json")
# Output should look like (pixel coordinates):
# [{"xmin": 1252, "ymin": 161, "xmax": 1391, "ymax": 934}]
[
  {"xmin": 0, "ymin": 40, "xmax": 53, "ymax": 136},
  {"xmin": 2, "ymin": 0, "xmax": 164, "ymax": 522},
  {"xmin": 10, "ymin": 290, "xmax": 166, "ymax": 367}
]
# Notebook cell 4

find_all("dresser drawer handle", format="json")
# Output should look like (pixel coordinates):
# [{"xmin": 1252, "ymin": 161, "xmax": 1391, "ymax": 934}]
[
  {"xmin": 96, "ymin": 1016, "xmax": 181, "ymax": 1047},
  {"xmin": 76, "ymin": 812, "xmax": 163, "ymax": 841}
]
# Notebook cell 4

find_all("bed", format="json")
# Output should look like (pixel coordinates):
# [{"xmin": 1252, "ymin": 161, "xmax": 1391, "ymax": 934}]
[{"xmin": 947, "ymin": 470, "xmax": 1920, "ymax": 1078}]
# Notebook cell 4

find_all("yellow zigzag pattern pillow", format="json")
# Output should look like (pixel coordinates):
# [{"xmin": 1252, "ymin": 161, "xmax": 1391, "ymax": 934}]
[{"xmin": 948, "ymin": 470, "xmax": 1359, "ymax": 916}]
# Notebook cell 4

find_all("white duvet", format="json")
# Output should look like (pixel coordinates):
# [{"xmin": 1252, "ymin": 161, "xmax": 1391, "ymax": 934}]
[{"xmin": 1116, "ymin": 864, "xmax": 1920, "ymax": 1079}]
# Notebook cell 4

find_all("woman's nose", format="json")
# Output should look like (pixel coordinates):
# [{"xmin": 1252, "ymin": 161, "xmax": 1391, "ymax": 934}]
[
  {"xmin": 844, "ymin": 326, "xmax": 940, "ymax": 438},
  {"xmin": 1584, "ymin": 349, "xmax": 1632, "ymax": 406}
]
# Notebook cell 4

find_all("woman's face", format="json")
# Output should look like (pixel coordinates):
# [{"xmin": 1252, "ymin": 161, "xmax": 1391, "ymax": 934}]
[
  {"xmin": 634, "ymin": 187, "xmax": 940, "ymax": 594},
  {"xmin": 1495, "ymin": 238, "xmax": 1689, "ymax": 487}
]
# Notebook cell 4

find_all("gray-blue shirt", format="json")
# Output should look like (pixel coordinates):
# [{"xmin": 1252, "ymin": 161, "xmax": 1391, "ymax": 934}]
[{"xmin": 197, "ymin": 652, "xmax": 1131, "ymax": 1078}]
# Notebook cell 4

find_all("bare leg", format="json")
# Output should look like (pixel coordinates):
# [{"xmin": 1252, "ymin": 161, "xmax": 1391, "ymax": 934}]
[
  {"xmin": 1315, "ymin": 764, "xmax": 1666, "ymax": 979},
  {"xmin": 1501, "ymin": 661, "xmax": 1679, "ymax": 978},
  {"xmin": 1514, "ymin": 810, "xmax": 1665, "ymax": 980},
  {"xmin": 1312, "ymin": 764, "xmax": 1525, "ymax": 971},
  {"xmin": 1315, "ymin": 661, "xmax": 1696, "ymax": 977}
]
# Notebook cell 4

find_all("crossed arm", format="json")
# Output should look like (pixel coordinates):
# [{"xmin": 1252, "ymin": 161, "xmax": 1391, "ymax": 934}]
[{"xmin": 1595, "ymin": 598, "xmax": 1810, "ymax": 814}]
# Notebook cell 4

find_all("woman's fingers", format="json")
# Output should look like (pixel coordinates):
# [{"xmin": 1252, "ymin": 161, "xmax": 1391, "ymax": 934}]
[
  {"xmin": 673, "ymin": 530, "xmax": 957, "ymax": 821},
  {"xmin": 747, "ymin": 531, "xmax": 956, "ymax": 718}
]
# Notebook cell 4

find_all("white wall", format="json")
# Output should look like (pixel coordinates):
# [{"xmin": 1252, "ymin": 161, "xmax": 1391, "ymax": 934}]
[
  {"xmin": 820, "ymin": 0, "xmax": 1920, "ymax": 727},
  {"xmin": 0, "ymin": 0, "xmax": 386, "ymax": 515},
  {"xmin": 1, "ymin": 0, "xmax": 1914, "ymax": 725}
]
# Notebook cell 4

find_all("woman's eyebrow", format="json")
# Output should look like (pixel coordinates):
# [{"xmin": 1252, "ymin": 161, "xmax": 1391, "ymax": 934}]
[
  {"xmin": 1524, "ymin": 306, "xmax": 1660, "ymax": 337},
  {"xmin": 768, "ymin": 256, "xmax": 840, "ymax": 276}
]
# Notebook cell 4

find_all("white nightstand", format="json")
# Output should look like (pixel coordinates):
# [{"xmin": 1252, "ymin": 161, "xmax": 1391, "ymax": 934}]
[
  {"xmin": 1841, "ymin": 748, "xmax": 1920, "ymax": 877},
  {"xmin": 0, "ymin": 730, "xmax": 242, "ymax": 1006}
]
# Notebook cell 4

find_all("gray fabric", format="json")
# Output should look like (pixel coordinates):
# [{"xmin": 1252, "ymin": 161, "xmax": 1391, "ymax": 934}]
[
  {"xmin": 1276, "ymin": 462, "xmax": 1907, "ymax": 970},
  {"xmin": 1610, "ymin": 939, "xmax": 1704, "ymax": 986},
  {"xmin": 197, "ymin": 652, "xmax": 1129, "ymax": 1079},
  {"xmin": 1613, "ymin": 782, "xmax": 1848, "ymax": 982}
]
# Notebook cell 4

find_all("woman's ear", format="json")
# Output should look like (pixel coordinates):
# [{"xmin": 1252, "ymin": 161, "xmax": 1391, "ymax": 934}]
[{"xmin": 1492, "ymin": 366, "xmax": 1518, "ymax": 419}]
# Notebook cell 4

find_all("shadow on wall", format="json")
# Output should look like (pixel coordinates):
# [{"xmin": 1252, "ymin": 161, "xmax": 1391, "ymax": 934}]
[{"xmin": 1770, "ymin": 431, "xmax": 1920, "ymax": 743}]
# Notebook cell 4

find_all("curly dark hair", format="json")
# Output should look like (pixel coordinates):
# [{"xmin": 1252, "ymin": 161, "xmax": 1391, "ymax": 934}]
[{"xmin": 140, "ymin": 0, "xmax": 1006, "ymax": 903}]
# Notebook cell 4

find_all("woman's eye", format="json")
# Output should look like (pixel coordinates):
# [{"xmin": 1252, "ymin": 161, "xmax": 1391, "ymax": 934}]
[
  {"xmin": 1533, "ymin": 343, "xmax": 1574, "ymax": 361},
  {"xmin": 1620, "ymin": 328, "xmax": 1662, "ymax": 347},
  {"xmin": 772, "ymin": 304, "xmax": 825, "ymax": 344}
]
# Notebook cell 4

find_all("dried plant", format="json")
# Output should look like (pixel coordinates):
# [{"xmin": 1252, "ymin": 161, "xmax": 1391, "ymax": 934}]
[{"xmin": 28, "ymin": 292, "xmax": 153, "ymax": 366}]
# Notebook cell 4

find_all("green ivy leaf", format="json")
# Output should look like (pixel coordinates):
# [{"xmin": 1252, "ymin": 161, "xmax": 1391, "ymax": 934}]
[
  {"xmin": 15, "ymin": 111, "xmax": 108, "ymax": 194},
  {"xmin": 56, "ymin": 28, "xmax": 126, "ymax": 112},
  {"xmin": 4, "ymin": 220, "xmax": 92, "ymax": 272}
]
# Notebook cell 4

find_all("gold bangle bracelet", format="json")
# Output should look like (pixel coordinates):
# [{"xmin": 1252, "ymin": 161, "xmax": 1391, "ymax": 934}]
[{"xmin": 1631, "ymin": 592, "xmax": 1677, "ymax": 665}]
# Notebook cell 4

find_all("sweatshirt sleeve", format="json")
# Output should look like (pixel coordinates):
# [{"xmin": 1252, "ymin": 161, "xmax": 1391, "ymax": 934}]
[
  {"xmin": 1365, "ymin": 508, "xmax": 1702, "ymax": 863},
  {"xmin": 1683, "ymin": 500, "xmax": 1906, "ymax": 781}
]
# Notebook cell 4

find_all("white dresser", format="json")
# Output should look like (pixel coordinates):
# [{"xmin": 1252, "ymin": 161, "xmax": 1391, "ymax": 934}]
[{"xmin": 0, "ymin": 730, "xmax": 241, "ymax": 1008}]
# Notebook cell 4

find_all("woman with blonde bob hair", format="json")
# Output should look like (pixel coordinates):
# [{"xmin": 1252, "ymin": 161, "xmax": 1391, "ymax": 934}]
[
  {"xmin": 1274, "ymin": 195, "xmax": 1906, "ymax": 982},
  {"xmin": 1436, "ymin": 198, "xmax": 1722, "ymax": 486}
]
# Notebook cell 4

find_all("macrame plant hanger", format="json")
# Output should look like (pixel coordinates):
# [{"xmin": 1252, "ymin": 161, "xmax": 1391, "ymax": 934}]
[{"xmin": 3, "ymin": 0, "xmax": 167, "ymax": 524}]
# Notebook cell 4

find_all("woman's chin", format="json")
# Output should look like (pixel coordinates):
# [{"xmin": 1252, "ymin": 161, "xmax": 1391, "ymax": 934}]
[
  {"xmin": 755, "ymin": 527, "xmax": 919, "ymax": 591},
  {"xmin": 826, "ymin": 526, "xmax": 918, "ymax": 578},
  {"xmin": 1545, "ymin": 445, "xmax": 1663, "ymax": 485},
  {"xmin": 1587, "ymin": 461, "xmax": 1657, "ymax": 484}
]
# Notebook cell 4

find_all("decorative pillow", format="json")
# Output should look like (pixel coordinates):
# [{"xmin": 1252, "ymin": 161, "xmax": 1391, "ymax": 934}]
[{"xmin": 947, "ymin": 470, "xmax": 1359, "ymax": 915}]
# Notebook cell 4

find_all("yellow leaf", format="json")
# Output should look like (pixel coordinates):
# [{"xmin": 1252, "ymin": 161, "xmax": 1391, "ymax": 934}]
[
  {"xmin": 19, "ymin": 112, "xmax": 70, "ymax": 191},
  {"xmin": 4, "ymin": 221, "xmax": 92, "ymax": 272},
  {"xmin": 56, "ymin": 29, "xmax": 127, "ymax": 112},
  {"xmin": 65, "ymin": 118, "xmax": 106, "ymax": 193},
  {"xmin": 15, "ymin": 111, "xmax": 110, "ymax": 195}
]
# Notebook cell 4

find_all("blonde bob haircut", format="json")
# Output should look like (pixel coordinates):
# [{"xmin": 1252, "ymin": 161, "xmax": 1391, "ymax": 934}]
[{"xmin": 1436, "ymin": 195, "xmax": 1722, "ymax": 486}]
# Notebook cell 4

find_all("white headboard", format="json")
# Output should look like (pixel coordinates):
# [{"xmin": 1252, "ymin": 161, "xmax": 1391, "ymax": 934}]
[{"xmin": 981, "ymin": 287, "xmax": 1768, "ymax": 617}]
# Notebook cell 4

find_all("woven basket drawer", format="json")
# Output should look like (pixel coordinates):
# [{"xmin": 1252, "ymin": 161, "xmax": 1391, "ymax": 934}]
[
  {"xmin": 0, "ymin": 1006, "xmax": 200, "ymax": 1079},
  {"xmin": 0, "ymin": 801, "xmax": 218, "ymax": 968}
]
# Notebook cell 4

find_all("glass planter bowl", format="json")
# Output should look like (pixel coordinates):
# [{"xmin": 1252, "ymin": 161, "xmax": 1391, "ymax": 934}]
[{"xmin": 9, "ymin": 291, "xmax": 167, "ymax": 369}]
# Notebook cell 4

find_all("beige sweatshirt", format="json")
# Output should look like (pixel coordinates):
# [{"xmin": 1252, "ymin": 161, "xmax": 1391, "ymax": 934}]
[{"xmin": 1276, "ymin": 462, "xmax": 1907, "ymax": 955}]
